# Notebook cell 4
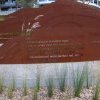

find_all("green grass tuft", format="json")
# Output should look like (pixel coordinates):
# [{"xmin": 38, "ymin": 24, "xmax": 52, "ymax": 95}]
[
  {"xmin": 32, "ymin": 72, "xmax": 40, "ymax": 100},
  {"xmin": 93, "ymin": 80, "xmax": 100, "ymax": 100},
  {"xmin": 0, "ymin": 75, "xmax": 4, "ymax": 94},
  {"xmin": 73, "ymin": 65, "xmax": 87, "ymax": 97},
  {"xmin": 7, "ymin": 86, "xmax": 13, "ymax": 99},
  {"xmin": 35, "ymin": 72, "xmax": 40, "ymax": 92},
  {"xmin": 85, "ymin": 64, "xmax": 92, "ymax": 89},
  {"xmin": 56, "ymin": 67, "xmax": 67, "ymax": 92},
  {"xmin": 46, "ymin": 75, "xmax": 54, "ymax": 98},
  {"xmin": 7, "ymin": 76, "xmax": 16, "ymax": 98},
  {"xmin": 12, "ymin": 76, "xmax": 16, "ymax": 91},
  {"xmin": 32, "ymin": 88, "xmax": 38, "ymax": 100},
  {"xmin": 86, "ymin": 65, "xmax": 89, "ymax": 89},
  {"xmin": 22, "ymin": 78, "xmax": 27, "ymax": 96}
]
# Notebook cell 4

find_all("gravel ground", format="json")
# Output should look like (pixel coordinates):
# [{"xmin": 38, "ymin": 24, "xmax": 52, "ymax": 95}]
[{"xmin": 0, "ymin": 87, "xmax": 97, "ymax": 100}]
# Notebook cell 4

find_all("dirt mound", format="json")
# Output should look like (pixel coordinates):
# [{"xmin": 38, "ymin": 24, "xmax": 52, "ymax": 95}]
[{"xmin": 0, "ymin": 0, "xmax": 100, "ymax": 63}]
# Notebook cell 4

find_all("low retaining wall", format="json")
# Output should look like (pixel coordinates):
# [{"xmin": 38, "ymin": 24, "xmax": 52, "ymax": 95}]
[{"xmin": 0, "ymin": 60, "xmax": 100, "ymax": 87}]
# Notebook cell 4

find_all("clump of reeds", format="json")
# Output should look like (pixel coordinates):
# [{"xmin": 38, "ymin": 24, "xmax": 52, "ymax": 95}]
[
  {"xmin": 12, "ymin": 76, "xmax": 16, "ymax": 91},
  {"xmin": 22, "ymin": 78, "xmax": 27, "ymax": 96},
  {"xmin": 93, "ymin": 80, "xmax": 100, "ymax": 100},
  {"xmin": 35, "ymin": 72, "xmax": 40, "ymax": 92},
  {"xmin": 85, "ymin": 64, "xmax": 93, "ymax": 89},
  {"xmin": 73, "ymin": 65, "xmax": 87, "ymax": 97},
  {"xmin": 7, "ymin": 84, "xmax": 13, "ymax": 99},
  {"xmin": 32, "ymin": 88, "xmax": 38, "ymax": 100},
  {"xmin": 46, "ymin": 75, "xmax": 54, "ymax": 98},
  {"xmin": 7, "ymin": 76, "xmax": 16, "ymax": 99},
  {"xmin": 85, "ymin": 65, "xmax": 89, "ymax": 89},
  {"xmin": 0, "ymin": 75, "xmax": 4, "ymax": 94},
  {"xmin": 31, "ymin": 67, "xmax": 41, "ymax": 100},
  {"xmin": 32, "ymin": 72, "xmax": 40, "ymax": 100},
  {"xmin": 56, "ymin": 67, "xmax": 67, "ymax": 92}
]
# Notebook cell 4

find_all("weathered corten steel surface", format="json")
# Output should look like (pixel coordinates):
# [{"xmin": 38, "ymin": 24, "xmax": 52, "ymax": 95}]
[{"xmin": 0, "ymin": 0, "xmax": 100, "ymax": 64}]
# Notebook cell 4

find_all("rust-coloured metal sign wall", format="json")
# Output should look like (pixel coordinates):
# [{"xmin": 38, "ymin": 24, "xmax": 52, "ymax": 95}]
[{"xmin": 0, "ymin": 0, "xmax": 100, "ymax": 63}]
